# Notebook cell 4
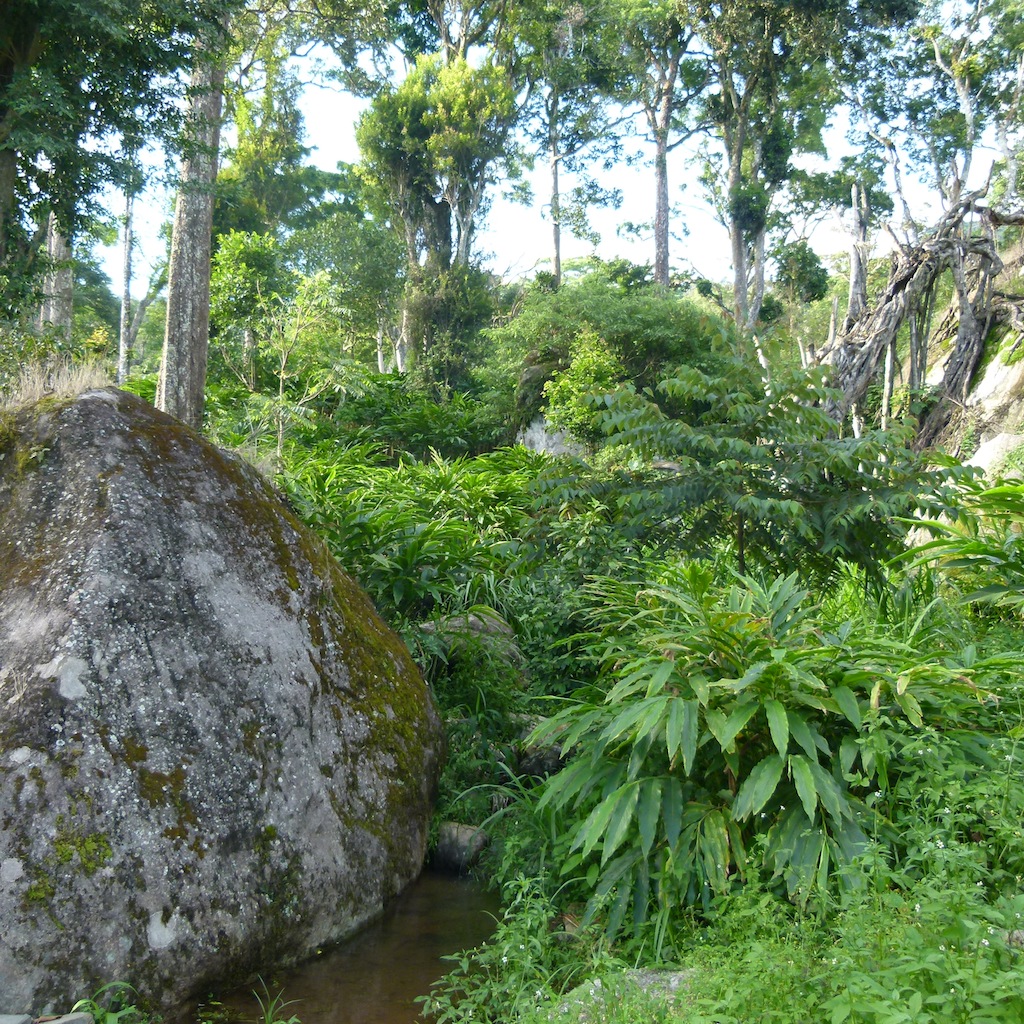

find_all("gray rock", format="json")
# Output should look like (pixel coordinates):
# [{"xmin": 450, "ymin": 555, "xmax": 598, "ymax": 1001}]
[
  {"xmin": 433, "ymin": 822, "xmax": 489, "ymax": 873},
  {"xmin": 0, "ymin": 389, "xmax": 443, "ymax": 1020},
  {"xmin": 420, "ymin": 609, "xmax": 523, "ymax": 667},
  {"xmin": 551, "ymin": 970, "xmax": 692, "ymax": 1021}
]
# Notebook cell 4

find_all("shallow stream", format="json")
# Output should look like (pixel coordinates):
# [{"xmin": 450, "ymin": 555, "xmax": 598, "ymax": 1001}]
[{"xmin": 212, "ymin": 872, "xmax": 500, "ymax": 1024}]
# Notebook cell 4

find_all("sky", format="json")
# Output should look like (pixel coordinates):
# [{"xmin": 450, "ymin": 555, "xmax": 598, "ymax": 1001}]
[{"xmin": 97, "ymin": 70, "xmax": 752, "ymax": 300}]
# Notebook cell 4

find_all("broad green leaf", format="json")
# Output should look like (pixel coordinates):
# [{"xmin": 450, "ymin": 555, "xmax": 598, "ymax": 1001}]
[
  {"xmin": 832, "ymin": 686, "xmax": 862, "ymax": 730},
  {"xmin": 765, "ymin": 699, "xmax": 789, "ymax": 756},
  {"xmin": 574, "ymin": 787, "xmax": 622, "ymax": 856},
  {"xmin": 663, "ymin": 778, "xmax": 684, "ymax": 850},
  {"xmin": 788, "ymin": 709, "xmax": 819, "ymax": 759},
  {"xmin": 839, "ymin": 735, "xmax": 859, "ymax": 777},
  {"xmin": 602, "ymin": 785, "xmax": 640, "ymax": 865},
  {"xmin": 732, "ymin": 754, "xmax": 784, "ymax": 821},
  {"xmin": 637, "ymin": 779, "xmax": 663, "ymax": 858},
  {"xmin": 895, "ymin": 690, "xmax": 923, "ymax": 726},
  {"xmin": 808, "ymin": 759, "xmax": 849, "ymax": 824},
  {"xmin": 665, "ymin": 697, "xmax": 684, "ymax": 765},
  {"xmin": 681, "ymin": 700, "xmax": 699, "ymax": 775},
  {"xmin": 710, "ymin": 702, "xmax": 759, "ymax": 752},
  {"xmin": 690, "ymin": 673, "xmax": 711, "ymax": 705},
  {"xmin": 790, "ymin": 754, "xmax": 818, "ymax": 823},
  {"xmin": 699, "ymin": 810, "xmax": 731, "ymax": 892}
]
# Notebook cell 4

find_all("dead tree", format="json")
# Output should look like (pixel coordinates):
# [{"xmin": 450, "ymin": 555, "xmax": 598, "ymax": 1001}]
[{"xmin": 817, "ymin": 190, "xmax": 1006, "ymax": 440}]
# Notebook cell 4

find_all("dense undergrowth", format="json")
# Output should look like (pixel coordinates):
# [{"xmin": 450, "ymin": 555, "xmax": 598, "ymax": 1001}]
[
  {"xmin": 248, "ymin": 363, "xmax": 1024, "ymax": 1023},
  {"xmin": 43, "ymin": 265, "xmax": 1024, "ymax": 1022}
]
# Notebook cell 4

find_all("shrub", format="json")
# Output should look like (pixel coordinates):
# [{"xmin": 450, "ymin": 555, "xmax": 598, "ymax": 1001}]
[{"xmin": 527, "ymin": 563, "xmax": 1013, "ymax": 942}]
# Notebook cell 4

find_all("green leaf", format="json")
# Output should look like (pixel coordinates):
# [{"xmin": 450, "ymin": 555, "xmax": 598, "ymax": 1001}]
[
  {"xmin": 832, "ymin": 685, "xmax": 862, "ymax": 730},
  {"xmin": 681, "ymin": 699, "xmax": 699, "ymax": 775},
  {"xmin": 690, "ymin": 673, "xmax": 711, "ymax": 706},
  {"xmin": 790, "ymin": 754, "xmax": 818, "ymax": 823},
  {"xmin": 709, "ymin": 702, "xmax": 759, "ymax": 752},
  {"xmin": 895, "ymin": 690, "xmax": 923, "ymax": 726},
  {"xmin": 602, "ymin": 785, "xmax": 640, "ymax": 865},
  {"xmin": 637, "ymin": 778, "xmax": 663, "ymax": 858},
  {"xmin": 699, "ymin": 810, "xmax": 731, "ymax": 892},
  {"xmin": 808, "ymin": 759, "xmax": 849, "ymax": 824},
  {"xmin": 765, "ymin": 699, "xmax": 789, "ymax": 756},
  {"xmin": 732, "ymin": 754, "xmax": 784, "ymax": 821},
  {"xmin": 788, "ymin": 709, "xmax": 819, "ymax": 759},
  {"xmin": 663, "ymin": 778, "xmax": 684, "ymax": 851}
]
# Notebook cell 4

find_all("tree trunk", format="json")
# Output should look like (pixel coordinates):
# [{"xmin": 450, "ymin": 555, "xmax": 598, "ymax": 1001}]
[
  {"xmin": 117, "ymin": 189, "xmax": 134, "ymax": 384},
  {"xmin": 549, "ymin": 94, "xmax": 562, "ymax": 288},
  {"xmin": 0, "ymin": 148, "xmax": 17, "ymax": 270},
  {"xmin": 818, "ymin": 194, "xmax": 982, "ymax": 422},
  {"xmin": 846, "ymin": 183, "xmax": 869, "ymax": 331},
  {"xmin": 157, "ymin": 37, "xmax": 226, "ymax": 431},
  {"xmin": 653, "ymin": 127, "xmax": 670, "ymax": 286},
  {"xmin": 36, "ymin": 212, "xmax": 73, "ymax": 340}
]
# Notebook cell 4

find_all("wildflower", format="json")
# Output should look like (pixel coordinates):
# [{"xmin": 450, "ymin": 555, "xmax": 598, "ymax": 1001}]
[{"xmin": 915, "ymin": 903, "xmax": 921, "ymax": 913}]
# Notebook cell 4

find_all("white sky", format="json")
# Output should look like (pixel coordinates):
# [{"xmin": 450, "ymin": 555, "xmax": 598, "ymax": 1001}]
[
  {"xmin": 98, "ymin": 48, "xmax": 979, "ymax": 301},
  {"xmin": 97, "ymin": 72, "xmax": 745, "ymax": 298}
]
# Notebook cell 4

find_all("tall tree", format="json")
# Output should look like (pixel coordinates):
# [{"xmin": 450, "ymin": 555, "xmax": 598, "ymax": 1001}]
[
  {"xmin": 157, "ymin": 1, "xmax": 381, "ymax": 428},
  {"xmin": 356, "ymin": 52, "xmax": 516, "ymax": 357},
  {"xmin": 158, "ymin": 20, "xmax": 230, "ymax": 429},
  {"xmin": 688, "ymin": 0, "xmax": 918, "ymax": 331},
  {"xmin": 507, "ymin": 0, "xmax": 626, "ymax": 285},
  {"xmin": 0, "ymin": 0, "xmax": 227, "ymax": 318},
  {"xmin": 823, "ymin": 0, "xmax": 1024, "ymax": 435},
  {"xmin": 611, "ymin": 0, "xmax": 706, "ymax": 286}
]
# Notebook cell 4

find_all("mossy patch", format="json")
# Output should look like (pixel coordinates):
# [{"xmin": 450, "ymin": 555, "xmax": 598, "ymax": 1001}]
[{"xmin": 53, "ymin": 815, "xmax": 112, "ymax": 875}]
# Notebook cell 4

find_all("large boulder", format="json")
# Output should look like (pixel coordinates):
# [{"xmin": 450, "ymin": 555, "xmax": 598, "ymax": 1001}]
[{"xmin": 0, "ymin": 389, "xmax": 443, "ymax": 1018}]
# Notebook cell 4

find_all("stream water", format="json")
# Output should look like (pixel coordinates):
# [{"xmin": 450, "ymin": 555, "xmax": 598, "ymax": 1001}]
[{"xmin": 211, "ymin": 872, "xmax": 500, "ymax": 1024}]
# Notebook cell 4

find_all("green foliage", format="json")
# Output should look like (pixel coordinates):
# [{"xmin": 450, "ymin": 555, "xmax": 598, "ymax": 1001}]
[
  {"xmin": 253, "ymin": 980, "xmax": 301, "ymax": 1024},
  {"xmin": 543, "ymin": 328, "xmax": 627, "ymax": 448},
  {"xmin": 677, "ymin": 875, "xmax": 1024, "ymax": 1024},
  {"xmin": 528, "ymin": 563, "xmax": 1009, "ymax": 940},
  {"xmin": 772, "ymin": 238, "xmax": 830, "ymax": 304},
  {"xmin": 306, "ymin": 373, "xmax": 513, "ymax": 459},
  {"xmin": 0, "ymin": 0, "xmax": 230, "ymax": 310},
  {"xmin": 282, "ymin": 443, "xmax": 539, "ymax": 623},
  {"xmin": 72, "ymin": 982, "xmax": 146, "ymax": 1024},
  {"xmin": 419, "ymin": 875, "xmax": 622, "ymax": 1024},
  {"xmin": 905, "ymin": 479, "xmax": 1024, "ymax": 614},
  {"xmin": 493, "ymin": 265, "xmax": 734, "ymax": 426},
  {"xmin": 579, "ymin": 362, "xmax": 970, "ymax": 582}
]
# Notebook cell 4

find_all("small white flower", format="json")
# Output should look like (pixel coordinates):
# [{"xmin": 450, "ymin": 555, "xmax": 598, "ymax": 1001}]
[
  {"xmin": 915, "ymin": 903, "xmax": 921, "ymax": 913},
  {"xmin": 982, "ymin": 939, "xmax": 990, "ymax": 947},
  {"xmin": 939, "ymin": 945, "xmax": 946, "ymax": 951},
  {"xmin": 502, "ymin": 956, "xmax": 508, "ymax": 964},
  {"xmin": 936, "ymin": 840, "xmax": 945, "ymax": 849}
]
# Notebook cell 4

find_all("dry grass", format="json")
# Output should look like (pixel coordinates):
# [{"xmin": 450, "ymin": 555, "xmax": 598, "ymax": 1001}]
[{"xmin": 0, "ymin": 359, "xmax": 111, "ymax": 412}]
